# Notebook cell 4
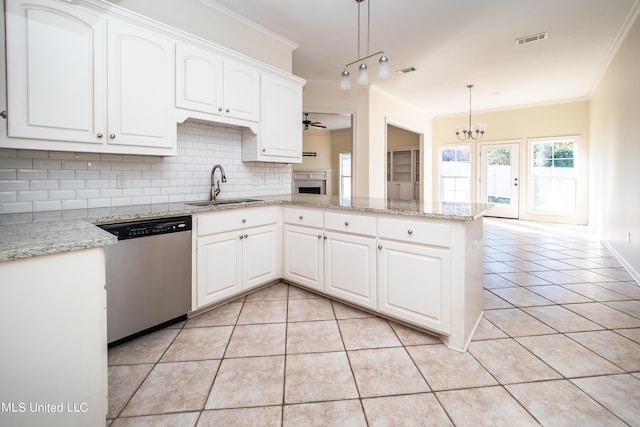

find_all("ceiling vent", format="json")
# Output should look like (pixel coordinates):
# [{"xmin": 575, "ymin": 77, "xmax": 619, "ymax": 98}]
[
  {"xmin": 515, "ymin": 31, "xmax": 548, "ymax": 46},
  {"xmin": 396, "ymin": 66, "xmax": 417, "ymax": 75}
]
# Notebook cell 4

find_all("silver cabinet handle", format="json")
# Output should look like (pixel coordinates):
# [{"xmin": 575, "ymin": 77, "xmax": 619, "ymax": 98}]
[
  {"xmin": 262, "ymin": 148, "xmax": 266, "ymax": 152},
  {"xmin": 378, "ymin": 244, "xmax": 383, "ymax": 249},
  {"xmin": 345, "ymin": 221, "xmax": 349, "ymax": 226},
  {"xmin": 218, "ymin": 107, "xmax": 223, "ymax": 112},
  {"xmin": 239, "ymin": 235, "xmax": 244, "ymax": 240},
  {"xmin": 244, "ymin": 234, "xmax": 248, "ymax": 239},
  {"xmin": 317, "ymin": 234, "xmax": 322, "ymax": 239},
  {"xmin": 109, "ymin": 134, "xmax": 116, "ymax": 139},
  {"xmin": 299, "ymin": 215, "xmax": 304, "ymax": 220},
  {"xmin": 97, "ymin": 133, "xmax": 103, "ymax": 138},
  {"xmin": 225, "ymin": 109, "xmax": 230, "ymax": 113},
  {"xmin": 242, "ymin": 218, "xmax": 246, "ymax": 223},
  {"xmin": 407, "ymin": 229, "xmax": 413, "ymax": 235},
  {"xmin": 323, "ymin": 235, "xmax": 327, "ymax": 240},
  {"xmin": 1, "ymin": 110, "xmax": 7, "ymax": 119}
]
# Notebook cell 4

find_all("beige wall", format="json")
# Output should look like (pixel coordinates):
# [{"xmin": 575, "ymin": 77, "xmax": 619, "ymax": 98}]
[
  {"xmin": 590, "ymin": 12, "xmax": 640, "ymax": 280},
  {"xmin": 294, "ymin": 132, "xmax": 332, "ymax": 171},
  {"xmin": 106, "ymin": 0, "xmax": 293, "ymax": 72},
  {"xmin": 388, "ymin": 125, "xmax": 420, "ymax": 149},
  {"xmin": 433, "ymin": 101, "xmax": 590, "ymax": 224}
]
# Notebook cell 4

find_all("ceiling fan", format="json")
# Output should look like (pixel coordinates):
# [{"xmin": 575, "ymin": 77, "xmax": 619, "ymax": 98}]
[{"xmin": 303, "ymin": 113, "xmax": 326, "ymax": 130}]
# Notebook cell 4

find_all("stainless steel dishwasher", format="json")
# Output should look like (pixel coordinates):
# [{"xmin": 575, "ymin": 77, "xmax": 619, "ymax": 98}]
[{"xmin": 98, "ymin": 216, "xmax": 192, "ymax": 346}]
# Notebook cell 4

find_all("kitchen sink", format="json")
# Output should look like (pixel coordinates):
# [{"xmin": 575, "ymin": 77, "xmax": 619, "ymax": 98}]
[{"xmin": 186, "ymin": 198, "xmax": 263, "ymax": 207}]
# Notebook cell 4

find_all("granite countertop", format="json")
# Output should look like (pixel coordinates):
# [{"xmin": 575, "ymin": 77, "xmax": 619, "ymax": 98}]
[{"xmin": 0, "ymin": 195, "xmax": 490, "ymax": 262}]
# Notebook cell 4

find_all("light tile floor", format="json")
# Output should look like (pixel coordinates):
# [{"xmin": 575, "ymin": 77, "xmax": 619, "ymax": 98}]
[{"xmin": 106, "ymin": 218, "xmax": 640, "ymax": 426}]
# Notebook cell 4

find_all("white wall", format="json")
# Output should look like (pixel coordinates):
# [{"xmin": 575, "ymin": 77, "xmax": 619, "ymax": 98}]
[
  {"xmin": 105, "ymin": 0, "xmax": 294, "ymax": 72},
  {"xmin": 0, "ymin": 122, "xmax": 292, "ymax": 213},
  {"xmin": 369, "ymin": 86, "xmax": 432, "ymax": 200},
  {"xmin": 590, "ymin": 10, "xmax": 640, "ymax": 280}
]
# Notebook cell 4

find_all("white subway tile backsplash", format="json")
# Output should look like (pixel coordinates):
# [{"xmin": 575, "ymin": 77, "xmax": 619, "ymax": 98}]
[{"xmin": 0, "ymin": 122, "xmax": 292, "ymax": 213}]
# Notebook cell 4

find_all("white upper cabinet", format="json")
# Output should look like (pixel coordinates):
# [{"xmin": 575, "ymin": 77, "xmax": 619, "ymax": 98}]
[
  {"xmin": 242, "ymin": 72, "xmax": 303, "ymax": 163},
  {"xmin": 175, "ymin": 43, "xmax": 259, "ymax": 124},
  {"xmin": 5, "ymin": 0, "xmax": 107, "ymax": 144},
  {"xmin": 176, "ymin": 43, "xmax": 223, "ymax": 116},
  {"xmin": 106, "ymin": 19, "xmax": 175, "ymax": 150},
  {"xmin": 4, "ymin": 0, "xmax": 176, "ymax": 155}
]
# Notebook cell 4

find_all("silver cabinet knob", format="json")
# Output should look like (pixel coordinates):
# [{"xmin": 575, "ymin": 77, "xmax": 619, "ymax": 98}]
[
  {"xmin": 378, "ymin": 244, "xmax": 383, "ymax": 250},
  {"xmin": 345, "ymin": 221, "xmax": 349, "ymax": 226},
  {"xmin": 109, "ymin": 134, "xmax": 116, "ymax": 139},
  {"xmin": 317, "ymin": 234, "xmax": 322, "ymax": 239},
  {"xmin": 225, "ymin": 109, "xmax": 230, "ymax": 113},
  {"xmin": 97, "ymin": 133, "xmax": 103, "ymax": 138},
  {"xmin": 299, "ymin": 216, "xmax": 304, "ymax": 220},
  {"xmin": 218, "ymin": 107, "xmax": 223, "ymax": 112},
  {"xmin": 242, "ymin": 218, "xmax": 246, "ymax": 223},
  {"xmin": 239, "ymin": 235, "xmax": 244, "ymax": 240},
  {"xmin": 407, "ymin": 229, "xmax": 413, "ymax": 235},
  {"xmin": 323, "ymin": 235, "xmax": 327, "ymax": 240},
  {"xmin": 262, "ymin": 148, "xmax": 266, "ymax": 152},
  {"xmin": 244, "ymin": 234, "xmax": 248, "ymax": 239},
  {"xmin": 1, "ymin": 110, "xmax": 7, "ymax": 119}
]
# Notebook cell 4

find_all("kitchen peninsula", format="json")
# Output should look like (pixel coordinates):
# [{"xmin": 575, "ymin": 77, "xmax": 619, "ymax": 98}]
[{"xmin": 0, "ymin": 195, "xmax": 488, "ymax": 426}]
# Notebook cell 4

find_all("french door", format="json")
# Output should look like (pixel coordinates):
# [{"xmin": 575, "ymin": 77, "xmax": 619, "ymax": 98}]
[{"xmin": 479, "ymin": 142, "xmax": 520, "ymax": 218}]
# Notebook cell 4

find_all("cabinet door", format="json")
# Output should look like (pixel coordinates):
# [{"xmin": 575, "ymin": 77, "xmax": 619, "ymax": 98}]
[
  {"xmin": 378, "ymin": 240, "xmax": 451, "ymax": 334},
  {"xmin": 243, "ymin": 224, "xmax": 280, "ymax": 289},
  {"xmin": 259, "ymin": 73, "xmax": 303, "ymax": 160},
  {"xmin": 5, "ymin": 0, "xmax": 106, "ymax": 143},
  {"xmin": 107, "ymin": 19, "xmax": 175, "ymax": 148},
  {"xmin": 397, "ymin": 182, "xmax": 415, "ymax": 201},
  {"xmin": 324, "ymin": 231, "xmax": 376, "ymax": 309},
  {"xmin": 175, "ymin": 43, "xmax": 223, "ymax": 116},
  {"xmin": 283, "ymin": 225, "xmax": 323, "ymax": 291},
  {"xmin": 224, "ymin": 59, "xmax": 260, "ymax": 122},
  {"xmin": 196, "ymin": 230, "xmax": 243, "ymax": 308}
]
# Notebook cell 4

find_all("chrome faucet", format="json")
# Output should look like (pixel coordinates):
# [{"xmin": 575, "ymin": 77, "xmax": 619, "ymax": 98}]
[{"xmin": 211, "ymin": 164, "xmax": 227, "ymax": 201}]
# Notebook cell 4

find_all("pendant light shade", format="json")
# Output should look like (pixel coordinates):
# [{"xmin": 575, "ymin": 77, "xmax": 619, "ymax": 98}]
[
  {"xmin": 340, "ymin": 70, "xmax": 351, "ymax": 90},
  {"xmin": 357, "ymin": 63, "xmax": 369, "ymax": 85},
  {"xmin": 378, "ymin": 55, "xmax": 390, "ymax": 79}
]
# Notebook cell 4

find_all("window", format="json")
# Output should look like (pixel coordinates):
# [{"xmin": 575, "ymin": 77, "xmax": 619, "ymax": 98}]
[
  {"xmin": 439, "ymin": 145, "xmax": 471, "ymax": 202},
  {"xmin": 339, "ymin": 152, "xmax": 351, "ymax": 199},
  {"xmin": 529, "ymin": 137, "xmax": 578, "ymax": 214}
]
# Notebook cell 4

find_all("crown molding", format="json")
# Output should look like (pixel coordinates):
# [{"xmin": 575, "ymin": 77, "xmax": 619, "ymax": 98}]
[{"xmin": 187, "ymin": 0, "xmax": 299, "ymax": 50}]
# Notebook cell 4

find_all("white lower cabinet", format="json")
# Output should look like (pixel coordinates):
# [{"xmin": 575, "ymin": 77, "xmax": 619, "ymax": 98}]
[
  {"xmin": 196, "ymin": 229, "xmax": 243, "ymax": 306},
  {"xmin": 194, "ymin": 207, "xmax": 280, "ymax": 309},
  {"xmin": 324, "ymin": 231, "xmax": 377, "ymax": 309},
  {"xmin": 283, "ymin": 224, "xmax": 324, "ymax": 291},
  {"xmin": 377, "ymin": 239, "xmax": 451, "ymax": 334}
]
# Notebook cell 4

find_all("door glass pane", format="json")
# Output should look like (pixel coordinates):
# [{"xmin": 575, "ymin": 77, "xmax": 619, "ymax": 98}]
[
  {"xmin": 486, "ymin": 148, "xmax": 512, "ymax": 207},
  {"xmin": 340, "ymin": 153, "xmax": 352, "ymax": 199}
]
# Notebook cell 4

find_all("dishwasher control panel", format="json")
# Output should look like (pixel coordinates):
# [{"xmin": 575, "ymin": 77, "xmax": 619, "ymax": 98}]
[{"xmin": 98, "ymin": 216, "xmax": 192, "ymax": 240}]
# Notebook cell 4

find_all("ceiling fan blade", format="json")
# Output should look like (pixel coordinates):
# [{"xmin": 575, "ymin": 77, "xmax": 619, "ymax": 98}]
[{"xmin": 313, "ymin": 124, "xmax": 326, "ymax": 128}]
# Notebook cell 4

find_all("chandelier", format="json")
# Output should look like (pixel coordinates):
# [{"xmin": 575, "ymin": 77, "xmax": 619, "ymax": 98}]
[
  {"xmin": 455, "ymin": 84, "xmax": 486, "ymax": 141},
  {"xmin": 340, "ymin": 0, "xmax": 389, "ymax": 90}
]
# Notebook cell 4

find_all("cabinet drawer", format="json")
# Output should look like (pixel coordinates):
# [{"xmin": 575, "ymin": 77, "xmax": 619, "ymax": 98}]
[
  {"xmin": 283, "ymin": 207, "xmax": 323, "ymax": 228},
  {"xmin": 197, "ymin": 206, "xmax": 278, "ymax": 236},
  {"xmin": 324, "ymin": 211, "xmax": 376, "ymax": 236},
  {"xmin": 378, "ymin": 217, "xmax": 450, "ymax": 247}
]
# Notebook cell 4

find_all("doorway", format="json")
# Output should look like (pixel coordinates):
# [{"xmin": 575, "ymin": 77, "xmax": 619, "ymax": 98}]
[{"xmin": 479, "ymin": 142, "xmax": 520, "ymax": 218}]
